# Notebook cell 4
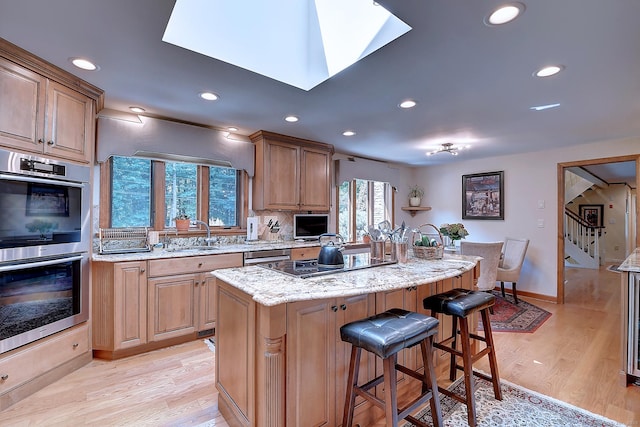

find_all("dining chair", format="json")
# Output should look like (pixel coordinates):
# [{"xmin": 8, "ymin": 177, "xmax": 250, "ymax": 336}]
[
  {"xmin": 496, "ymin": 237, "xmax": 529, "ymax": 304},
  {"xmin": 460, "ymin": 241, "xmax": 504, "ymax": 292}
]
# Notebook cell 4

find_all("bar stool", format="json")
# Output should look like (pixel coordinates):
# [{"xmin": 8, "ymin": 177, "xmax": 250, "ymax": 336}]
[
  {"xmin": 340, "ymin": 308, "xmax": 442, "ymax": 427},
  {"xmin": 422, "ymin": 288, "xmax": 502, "ymax": 427}
]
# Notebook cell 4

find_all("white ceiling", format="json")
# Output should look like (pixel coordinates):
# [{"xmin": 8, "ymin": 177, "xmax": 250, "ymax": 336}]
[{"xmin": 0, "ymin": 0, "xmax": 638, "ymax": 175}]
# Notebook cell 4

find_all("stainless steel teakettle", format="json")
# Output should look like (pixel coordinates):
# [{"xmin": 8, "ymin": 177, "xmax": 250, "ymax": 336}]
[{"xmin": 317, "ymin": 233, "xmax": 345, "ymax": 267}]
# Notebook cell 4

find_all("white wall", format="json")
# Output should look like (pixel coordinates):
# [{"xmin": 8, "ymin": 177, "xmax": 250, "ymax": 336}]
[{"xmin": 392, "ymin": 137, "xmax": 639, "ymax": 299}]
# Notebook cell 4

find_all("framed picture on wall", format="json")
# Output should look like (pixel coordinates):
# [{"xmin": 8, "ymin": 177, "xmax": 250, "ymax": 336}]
[
  {"xmin": 579, "ymin": 204, "xmax": 604, "ymax": 227},
  {"xmin": 462, "ymin": 171, "xmax": 504, "ymax": 220}
]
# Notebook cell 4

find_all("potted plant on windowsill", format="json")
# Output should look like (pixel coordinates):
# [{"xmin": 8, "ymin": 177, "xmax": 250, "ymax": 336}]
[
  {"xmin": 174, "ymin": 213, "xmax": 191, "ymax": 231},
  {"xmin": 408, "ymin": 185, "xmax": 424, "ymax": 207}
]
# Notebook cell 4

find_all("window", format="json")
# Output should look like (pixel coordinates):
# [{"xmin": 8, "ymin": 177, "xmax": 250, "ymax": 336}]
[
  {"xmin": 108, "ymin": 156, "xmax": 241, "ymax": 229},
  {"xmin": 111, "ymin": 157, "xmax": 152, "ymax": 228},
  {"xmin": 338, "ymin": 179, "xmax": 393, "ymax": 242}
]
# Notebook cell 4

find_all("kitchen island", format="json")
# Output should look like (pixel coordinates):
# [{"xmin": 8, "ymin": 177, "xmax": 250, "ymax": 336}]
[
  {"xmin": 212, "ymin": 254, "xmax": 479, "ymax": 427},
  {"xmin": 618, "ymin": 248, "xmax": 640, "ymax": 386}
]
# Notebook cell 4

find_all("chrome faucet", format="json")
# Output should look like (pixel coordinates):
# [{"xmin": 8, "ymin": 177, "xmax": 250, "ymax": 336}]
[{"xmin": 193, "ymin": 220, "xmax": 215, "ymax": 246}]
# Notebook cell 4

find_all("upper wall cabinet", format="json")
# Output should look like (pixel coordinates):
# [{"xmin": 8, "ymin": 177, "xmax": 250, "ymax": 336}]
[
  {"xmin": 250, "ymin": 131, "xmax": 334, "ymax": 211},
  {"xmin": 0, "ymin": 38, "xmax": 103, "ymax": 164}
]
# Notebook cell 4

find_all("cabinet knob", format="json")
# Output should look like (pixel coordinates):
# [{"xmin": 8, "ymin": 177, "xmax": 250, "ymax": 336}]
[
  {"xmin": 195, "ymin": 281, "xmax": 199, "ymax": 286},
  {"xmin": 47, "ymin": 140, "xmax": 55, "ymax": 146},
  {"xmin": 1, "ymin": 374, "xmax": 8, "ymax": 381},
  {"xmin": 140, "ymin": 268, "xmax": 145, "ymax": 273},
  {"xmin": 38, "ymin": 138, "xmax": 44, "ymax": 144},
  {"xmin": 331, "ymin": 305, "xmax": 338, "ymax": 312},
  {"xmin": 340, "ymin": 304, "xmax": 347, "ymax": 311},
  {"xmin": 72, "ymin": 343, "xmax": 79, "ymax": 349},
  {"xmin": 198, "ymin": 263, "xmax": 203, "ymax": 267}
]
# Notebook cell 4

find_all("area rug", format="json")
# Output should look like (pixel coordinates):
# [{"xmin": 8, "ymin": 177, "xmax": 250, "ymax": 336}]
[
  {"xmin": 479, "ymin": 291, "xmax": 551, "ymax": 333},
  {"xmin": 408, "ymin": 375, "xmax": 625, "ymax": 427}
]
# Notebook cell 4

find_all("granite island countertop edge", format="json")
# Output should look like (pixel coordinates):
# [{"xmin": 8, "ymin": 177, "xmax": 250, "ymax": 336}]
[{"xmin": 212, "ymin": 255, "xmax": 480, "ymax": 306}]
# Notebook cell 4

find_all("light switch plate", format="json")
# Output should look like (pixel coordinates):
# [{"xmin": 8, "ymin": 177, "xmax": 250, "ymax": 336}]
[{"xmin": 537, "ymin": 219, "xmax": 544, "ymax": 228}]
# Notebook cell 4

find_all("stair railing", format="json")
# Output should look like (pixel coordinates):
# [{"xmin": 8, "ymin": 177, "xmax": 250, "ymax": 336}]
[{"xmin": 564, "ymin": 208, "xmax": 604, "ymax": 265}]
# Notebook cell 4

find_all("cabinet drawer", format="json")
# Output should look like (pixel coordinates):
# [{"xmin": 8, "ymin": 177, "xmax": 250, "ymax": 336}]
[
  {"xmin": 148, "ymin": 253, "xmax": 243, "ymax": 277},
  {"xmin": 0, "ymin": 324, "xmax": 89, "ymax": 393},
  {"xmin": 290, "ymin": 246, "xmax": 320, "ymax": 260}
]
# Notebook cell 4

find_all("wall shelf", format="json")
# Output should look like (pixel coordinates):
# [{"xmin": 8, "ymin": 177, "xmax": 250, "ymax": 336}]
[{"xmin": 401, "ymin": 206, "xmax": 432, "ymax": 217}]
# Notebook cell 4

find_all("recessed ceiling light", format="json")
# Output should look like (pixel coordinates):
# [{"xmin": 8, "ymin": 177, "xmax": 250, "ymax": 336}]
[
  {"xmin": 485, "ymin": 3, "xmax": 525, "ymax": 26},
  {"xmin": 342, "ymin": 130, "xmax": 356, "ymax": 136},
  {"xmin": 530, "ymin": 103, "xmax": 561, "ymax": 111},
  {"xmin": 399, "ymin": 99, "xmax": 417, "ymax": 109},
  {"xmin": 284, "ymin": 115, "xmax": 299, "ymax": 123},
  {"xmin": 70, "ymin": 57, "xmax": 98, "ymax": 71},
  {"xmin": 227, "ymin": 127, "xmax": 238, "ymax": 132},
  {"xmin": 200, "ymin": 92, "xmax": 219, "ymax": 101},
  {"xmin": 535, "ymin": 65, "xmax": 564, "ymax": 77},
  {"xmin": 129, "ymin": 106, "xmax": 145, "ymax": 113}
]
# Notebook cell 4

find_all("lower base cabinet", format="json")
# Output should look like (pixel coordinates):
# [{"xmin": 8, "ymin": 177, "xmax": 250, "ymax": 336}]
[
  {"xmin": 92, "ymin": 253, "xmax": 242, "ymax": 359},
  {"xmin": 216, "ymin": 264, "xmax": 479, "ymax": 427}
]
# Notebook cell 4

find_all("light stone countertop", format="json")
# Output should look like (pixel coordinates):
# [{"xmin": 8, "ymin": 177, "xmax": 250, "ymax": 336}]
[
  {"xmin": 212, "ymin": 254, "xmax": 479, "ymax": 307},
  {"xmin": 91, "ymin": 240, "xmax": 322, "ymax": 262},
  {"xmin": 619, "ymin": 247, "xmax": 640, "ymax": 273}
]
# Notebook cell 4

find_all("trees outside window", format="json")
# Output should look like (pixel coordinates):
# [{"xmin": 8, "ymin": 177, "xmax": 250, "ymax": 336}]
[{"xmin": 338, "ymin": 179, "xmax": 392, "ymax": 242}]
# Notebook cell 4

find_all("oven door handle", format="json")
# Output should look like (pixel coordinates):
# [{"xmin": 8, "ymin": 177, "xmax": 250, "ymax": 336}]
[
  {"xmin": 0, "ymin": 255, "xmax": 84, "ymax": 272},
  {"xmin": 0, "ymin": 173, "xmax": 86, "ymax": 188}
]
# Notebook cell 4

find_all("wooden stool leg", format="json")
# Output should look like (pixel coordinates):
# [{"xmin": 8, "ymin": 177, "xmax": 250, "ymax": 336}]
[
  {"xmin": 383, "ymin": 353, "xmax": 399, "ymax": 427},
  {"xmin": 421, "ymin": 339, "xmax": 443, "ymax": 427},
  {"xmin": 459, "ymin": 318, "xmax": 477, "ymax": 427},
  {"xmin": 342, "ymin": 346, "xmax": 361, "ymax": 427},
  {"xmin": 480, "ymin": 308, "xmax": 502, "ymax": 400},
  {"xmin": 449, "ymin": 315, "xmax": 458, "ymax": 381}
]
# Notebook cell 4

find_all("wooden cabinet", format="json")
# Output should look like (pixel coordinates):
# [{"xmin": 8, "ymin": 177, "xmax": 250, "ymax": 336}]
[
  {"xmin": 250, "ymin": 130, "xmax": 333, "ymax": 211},
  {"xmin": 92, "ymin": 253, "xmax": 242, "ymax": 359},
  {"xmin": 92, "ymin": 261, "xmax": 148, "ymax": 352},
  {"xmin": 0, "ymin": 40, "xmax": 102, "ymax": 164},
  {"xmin": 290, "ymin": 246, "xmax": 321, "ymax": 260},
  {"xmin": 286, "ymin": 293, "xmax": 376, "ymax": 427},
  {"xmin": 0, "ymin": 324, "xmax": 90, "ymax": 410}
]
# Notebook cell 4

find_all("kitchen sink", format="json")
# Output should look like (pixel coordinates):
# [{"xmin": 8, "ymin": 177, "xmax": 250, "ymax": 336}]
[{"xmin": 166, "ymin": 246, "xmax": 220, "ymax": 253}]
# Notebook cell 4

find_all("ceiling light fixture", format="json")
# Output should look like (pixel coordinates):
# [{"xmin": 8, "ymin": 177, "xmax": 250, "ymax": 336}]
[
  {"xmin": 399, "ymin": 99, "xmax": 417, "ymax": 109},
  {"xmin": 485, "ymin": 3, "xmax": 525, "ymax": 26},
  {"xmin": 535, "ymin": 65, "xmax": 564, "ymax": 77},
  {"xmin": 342, "ymin": 130, "xmax": 356, "ymax": 136},
  {"xmin": 426, "ymin": 143, "xmax": 470, "ymax": 156},
  {"xmin": 200, "ymin": 92, "xmax": 219, "ymax": 101},
  {"xmin": 70, "ymin": 57, "xmax": 98, "ymax": 71},
  {"xmin": 284, "ymin": 115, "xmax": 299, "ymax": 123},
  {"xmin": 530, "ymin": 103, "xmax": 561, "ymax": 111},
  {"xmin": 227, "ymin": 127, "xmax": 238, "ymax": 132},
  {"xmin": 129, "ymin": 106, "xmax": 146, "ymax": 113}
]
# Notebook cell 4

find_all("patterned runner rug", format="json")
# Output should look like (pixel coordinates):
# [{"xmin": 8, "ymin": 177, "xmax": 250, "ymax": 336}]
[
  {"xmin": 479, "ymin": 291, "xmax": 551, "ymax": 333},
  {"xmin": 409, "ymin": 375, "xmax": 625, "ymax": 427}
]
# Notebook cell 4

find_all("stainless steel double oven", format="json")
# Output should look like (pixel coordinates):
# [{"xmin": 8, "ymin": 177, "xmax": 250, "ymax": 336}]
[{"xmin": 0, "ymin": 148, "xmax": 90, "ymax": 354}]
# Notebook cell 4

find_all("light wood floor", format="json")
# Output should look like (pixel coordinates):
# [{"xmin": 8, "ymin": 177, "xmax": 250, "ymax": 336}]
[{"xmin": 1, "ymin": 266, "xmax": 639, "ymax": 426}]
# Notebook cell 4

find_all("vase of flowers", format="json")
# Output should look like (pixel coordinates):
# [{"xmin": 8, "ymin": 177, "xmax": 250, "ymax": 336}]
[
  {"xmin": 408, "ymin": 185, "xmax": 424, "ymax": 207},
  {"xmin": 439, "ymin": 223, "xmax": 469, "ymax": 248}
]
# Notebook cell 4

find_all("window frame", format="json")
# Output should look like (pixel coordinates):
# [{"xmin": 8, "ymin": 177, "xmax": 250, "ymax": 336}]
[
  {"xmin": 337, "ymin": 179, "xmax": 395, "ymax": 243},
  {"xmin": 100, "ymin": 157, "xmax": 248, "ymax": 233}
]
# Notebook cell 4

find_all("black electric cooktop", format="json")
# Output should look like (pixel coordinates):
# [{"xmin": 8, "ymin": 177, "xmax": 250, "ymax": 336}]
[{"xmin": 259, "ymin": 253, "xmax": 396, "ymax": 279}]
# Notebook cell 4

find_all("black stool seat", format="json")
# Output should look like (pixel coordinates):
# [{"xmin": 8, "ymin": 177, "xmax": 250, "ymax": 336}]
[
  {"xmin": 340, "ymin": 308, "xmax": 439, "ymax": 359},
  {"xmin": 340, "ymin": 308, "xmax": 442, "ymax": 427},
  {"xmin": 422, "ymin": 288, "xmax": 502, "ymax": 427},
  {"xmin": 423, "ymin": 288, "xmax": 495, "ymax": 317}
]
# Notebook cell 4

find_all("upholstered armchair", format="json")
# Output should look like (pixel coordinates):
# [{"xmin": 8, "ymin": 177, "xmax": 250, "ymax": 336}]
[
  {"xmin": 496, "ymin": 237, "xmax": 530, "ymax": 304},
  {"xmin": 460, "ymin": 241, "xmax": 504, "ymax": 292}
]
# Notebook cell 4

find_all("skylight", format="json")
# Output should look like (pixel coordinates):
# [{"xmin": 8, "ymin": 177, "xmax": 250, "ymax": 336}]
[{"xmin": 162, "ymin": 0, "xmax": 411, "ymax": 91}]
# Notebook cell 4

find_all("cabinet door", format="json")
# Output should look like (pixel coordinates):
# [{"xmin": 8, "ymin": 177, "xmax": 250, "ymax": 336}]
[
  {"xmin": 44, "ymin": 80, "xmax": 93, "ymax": 163},
  {"xmin": 335, "ymin": 293, "xmax": 376, "ymax": 427},
  {"xmin": 198, "ymin": 274, "xmax": 217, "ymax": 332},
  {"xmin": 300, "ymin": 147, "xmax": 331, "ymax": 211},
  {"xmin": 287, "ymin": 298, "xmax": 336, "ymax": 427},
  {"xmin": 114, "ymin": 261, "xmax": 147, "ymax": 350},
  {"xmin": 0, "ymin": 57, "xmax": 45, "ymax": 153},
  {"xmin": 264, "ymin": 141, "xmax": 300, "ymax": 209},
  {"xmin": 148, "ymin": 274, "xmax": 197, "ymax": 342}
]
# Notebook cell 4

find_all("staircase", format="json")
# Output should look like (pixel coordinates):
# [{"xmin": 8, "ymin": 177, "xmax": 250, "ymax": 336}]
[{"xmin": 564, "ymin": 208, "xmax": 601, "ymax": 269}]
